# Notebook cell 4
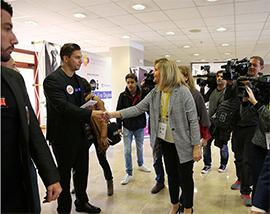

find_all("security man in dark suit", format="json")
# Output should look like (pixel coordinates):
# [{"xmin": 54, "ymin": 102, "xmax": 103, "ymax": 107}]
[
  {"xmin": 43, "ymin": 43, "xmax": 103, "ymax": 214},
  {"xmin": 1, "ymin": 1, "xmax": 62, "ymax": 213}
]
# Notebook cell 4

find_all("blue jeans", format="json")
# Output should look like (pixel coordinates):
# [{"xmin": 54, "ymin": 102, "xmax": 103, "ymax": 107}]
[
  {"xmin": 203, "ymin": 139, "xmax": 229, "ymax": 167},
  {"xmin": 153, "ymin": 148, "xmax": 165, "ymax": 184},
  {"xmin": 123, "ymin": 127, "xmax": 144, "ymax": 175}
]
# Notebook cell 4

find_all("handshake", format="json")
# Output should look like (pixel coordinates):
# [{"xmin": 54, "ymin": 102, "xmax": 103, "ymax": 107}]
[{"xmin": 91, "ymin": 110, "xmax": 121, "ymax": 121}]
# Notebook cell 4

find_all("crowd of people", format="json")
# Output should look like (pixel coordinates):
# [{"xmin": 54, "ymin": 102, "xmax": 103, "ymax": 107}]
[{"xmin": 1, "ymin": 0, "xmax": 269, "ymax": 214}]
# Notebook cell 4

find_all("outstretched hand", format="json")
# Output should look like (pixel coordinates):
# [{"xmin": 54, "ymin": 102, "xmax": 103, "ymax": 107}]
[
  {"xmin": 92, "ymin": 110, "xmax": 109, "ymax": 122},
  {"xmin": 102, "ymin": 111, "xmax": 121, "ymax": 120}
]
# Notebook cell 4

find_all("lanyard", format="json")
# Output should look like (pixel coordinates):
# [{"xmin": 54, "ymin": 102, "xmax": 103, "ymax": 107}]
[{"xmin": 161, "ymin": 92, "xmax": 170, "ymax": 119}]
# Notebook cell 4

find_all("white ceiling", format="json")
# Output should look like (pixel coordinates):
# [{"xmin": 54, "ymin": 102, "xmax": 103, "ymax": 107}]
[{"xmin": 9, "ymin": 0, "xmax": 270, "ymax": 64}]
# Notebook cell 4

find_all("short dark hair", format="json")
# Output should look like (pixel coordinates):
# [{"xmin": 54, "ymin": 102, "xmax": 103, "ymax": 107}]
[
  {"xmin": 60, "ymin": 43, "xmax": 81, "ymax": 60},
  {"xmin": 250, "ymin": 56, "xmax": 264, "ymax": 66},
  {"xmin": 81, "ymin": 78, "xmax": 91, "ymax": 94},
  {"xmin": 125, "ymin": 73, "xmax": 137, "ymax": 82},
  {"xmin": 1, "ymin": 0, "xmax": 13, "ymax": 16},
  {"xmin": 216, "ymin": 70, "xmax": 224, "ymax": 76}
]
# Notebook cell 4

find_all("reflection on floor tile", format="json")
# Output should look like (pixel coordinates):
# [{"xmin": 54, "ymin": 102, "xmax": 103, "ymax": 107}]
[{"xmin": 39, "ymin": 139, "xmax": 251, "ymax": 214}]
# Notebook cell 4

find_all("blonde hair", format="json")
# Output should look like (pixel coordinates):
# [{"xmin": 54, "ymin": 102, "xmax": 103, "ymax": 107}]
[
  {"xmin": 178, "ymin": 65, "xmax": 195, "ymax": 91},
  {"xmin": 154, "ymin": 58, "xmax": 186, "ymax": 92}
]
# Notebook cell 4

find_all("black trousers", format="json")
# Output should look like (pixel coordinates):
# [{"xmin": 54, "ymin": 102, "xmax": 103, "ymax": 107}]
[
  {"xmin": 253, "ymin": 150, "xmax": 270, "ymax": 212},
  {"xmin": 162, "ymin": 140, "xmax": 194, "ymax": 208},
  {"xmin": 231, "ymin": 126, "xmax": 256, "ymax": 195},
  {"xmin": 52, "ymin": 143, "xmax": 89, "ymax": 213},
  {"xmin": 90, "ymin": 139, "xmax": 113, "ymax": 181},
  {"xmin": 250, "ymin": 143, "xmax": 268, "ymax": 203}
]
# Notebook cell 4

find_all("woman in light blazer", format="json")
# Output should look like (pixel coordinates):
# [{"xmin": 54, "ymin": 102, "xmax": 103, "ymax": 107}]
[{"xmin": 107, "ymin": 58, "xmax": 201, "ymax": 214}]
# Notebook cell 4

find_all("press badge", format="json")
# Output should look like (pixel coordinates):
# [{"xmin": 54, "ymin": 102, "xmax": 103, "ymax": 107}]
[
  {"xmin": 266, "ymin": 133, "xmax": 270, "ymax": 150},
  {"xmin": 157, "ymin": 122, "xmax": 167, "ymax": 139}
]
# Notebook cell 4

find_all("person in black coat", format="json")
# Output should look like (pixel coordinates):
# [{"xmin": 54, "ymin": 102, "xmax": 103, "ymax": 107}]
[
  {"xmin": 1, "ymin": 1, "xmax": 62, "ymax": 213},
  {"xmin": 116, "ymin": 73, "xmax": 151, "ymax": 185},
  {"xmin": 43, "ymin": 43, "xmax": 104, "ymax": 214}
]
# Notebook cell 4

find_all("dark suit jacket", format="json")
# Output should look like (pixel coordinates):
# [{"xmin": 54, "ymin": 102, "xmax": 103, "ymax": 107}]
[
  {"xmin": 43, "ymin": 67, "xmax": 91, "ymax": 147},
  {"xmin": 253, "ymin": 150, "xmax": 270, "ymax": 212},
  {"xmin": 1, "ymin": 66, "xmax": 60, "ymax": 212}
]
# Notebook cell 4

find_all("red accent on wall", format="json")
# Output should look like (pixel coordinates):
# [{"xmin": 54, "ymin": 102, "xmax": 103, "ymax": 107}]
[{"xmin": 14, "ymin": 48, "xmax": 40, "ymax": 121}]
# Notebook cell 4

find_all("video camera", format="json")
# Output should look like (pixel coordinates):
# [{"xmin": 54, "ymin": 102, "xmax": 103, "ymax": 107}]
[
  {"xmin": 222, "ymin": 57, "xmax": 269, "ymax": 103},
  {"xmin": 237, "ymin": 75, "xmax": 270, "ymax": 104},
  {"xmin": 141, "ymin": 70, "xmax": 155, "ymax": 97},
  {"xmin": 221, "ymin": 57, "xmax": 250, "ymax": 80},
  {"xmin": 196, "ymin": 65, "xmax": 217, "ymax": 90}
]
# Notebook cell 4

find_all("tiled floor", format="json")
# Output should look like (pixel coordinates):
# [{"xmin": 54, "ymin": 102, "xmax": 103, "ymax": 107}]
[{"xmin": 39, "ymin": 138, "xmax": 251, "ymax": 214}]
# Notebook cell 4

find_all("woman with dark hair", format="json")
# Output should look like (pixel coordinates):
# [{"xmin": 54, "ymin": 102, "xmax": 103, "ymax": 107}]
[{"xmin": 81, "ymin": 78, "xmax": 114, "ymax": 196}]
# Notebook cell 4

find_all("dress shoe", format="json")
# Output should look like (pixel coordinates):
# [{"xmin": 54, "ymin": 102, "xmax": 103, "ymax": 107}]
[
  {"xmin": 107, "ymin": 179, "xmax": 114, "ymax": 196},
  {"xmin": 151, "ymin": 182, "xmax": 165, "ymax": 194},
  {"xmin": 75, "ymin": 202, "xmax": 101, "ymax": 213}
]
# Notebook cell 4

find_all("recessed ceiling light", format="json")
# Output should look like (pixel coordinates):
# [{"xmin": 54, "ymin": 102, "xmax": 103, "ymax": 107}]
[
  {"xmin": 193, "ymin": 53, "xmax": 200, "ymax": 56},
  {"xmin": 121, "ymin": 35, "xmax": 130, "ymax": 39},
  {"xmin": 73, "ymin": 13, "xmax": 87, "ymax": 18},
  {"xmin": 221, "ymin": 43, "xmax": 230, "ymax": 47},
  {"xmin": 207, "ymin": 0, "xmax": 219, "ymax": 2},
  {"xmin": 216, "ymin": 27, "xmax": 227, "ymax": 32},
  {"xmin": 165, "ymin": 54, "xmax": 170, "ymax": 58},
  {"xmin": 84, "ymin": 40, "xmax": 91, "ymax": 43},
  {"xmin": 224, "ymin": 52, "xmax": 231, "ymax": 55},
  {"xmin": 183, "ymin": 45, "xmax": 191, "ymax": 48},
  {"xmin": 24, "ymin": 20, "xmax": 38, "ymax": 25},
  {"xmin": 189, "ymin": 29, "xmax": 201, "ymax": 33},
  {"xmin": 176, "ymin": 59, "xmax": 181, "ymax": 63},
  {"xmin": 132, "ymin": 4, "xmax": 146, "ymax": 11},
  {"xmin": 200, "ymin": 59, "xmax": 206, "ymax": 61},
  {"xmin": 166, "ymin": 31, "xmax": 175, "ymax": 36}
]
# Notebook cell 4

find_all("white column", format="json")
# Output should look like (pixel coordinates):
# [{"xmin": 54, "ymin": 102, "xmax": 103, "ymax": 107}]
[{"xmin": 110, "ymin": 45, "xmax": 144, "ymax": 111}]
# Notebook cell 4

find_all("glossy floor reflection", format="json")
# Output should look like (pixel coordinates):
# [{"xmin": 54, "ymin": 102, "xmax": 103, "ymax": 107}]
[{"xmin": 39, "ymin": 138, "xmax": 251, "ymax": 214}]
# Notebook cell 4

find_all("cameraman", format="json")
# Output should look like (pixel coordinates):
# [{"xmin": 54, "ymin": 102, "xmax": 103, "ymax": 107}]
[
  {"xmin": 246, "ymin": 86, "xmax": 270, "ymax": 214},
  {"xmin": 201, "ymin": 70, "xmax": 229, "ymax": 174},
  {"xmin": 226, "ymin": 56, "xmax": 264, "ymax": 207}
]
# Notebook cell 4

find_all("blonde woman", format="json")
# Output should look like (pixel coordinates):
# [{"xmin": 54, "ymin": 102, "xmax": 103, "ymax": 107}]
[
  {"xmin": 178, "ymin": 65, "xmax": 211, "ymax": 212},
  {"xmin": 178, "ymin": 66, "xmax": 211, "ymax": 146},
  {"xmin": 107, "ymin": 58, "xmax": 201, "ymax": 214}
]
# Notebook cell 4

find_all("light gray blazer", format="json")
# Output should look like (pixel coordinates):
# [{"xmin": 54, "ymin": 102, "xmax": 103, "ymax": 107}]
[{"xmin": 120, "ymin": 84, "xmax": 200, "ymax": 163}]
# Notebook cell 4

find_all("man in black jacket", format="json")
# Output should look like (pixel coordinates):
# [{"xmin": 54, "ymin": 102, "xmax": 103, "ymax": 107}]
[
  {"xmin": 43, "ymin": 43, "xmax": 103, "ymax": 213},
  {"xmin": 226, "ymin": 56, "xmax": 265, "ymax": 207},
  {"xmin": 1, "ymin": 1, "xmax": 62, "ymax": 213},
  {"xmin": 116, "ymin": 73, "xmax": 151, "ymax": 185}
]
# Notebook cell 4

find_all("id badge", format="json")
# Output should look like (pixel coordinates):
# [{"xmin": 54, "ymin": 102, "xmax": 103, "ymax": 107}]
[
  {"xmin": 265, "ymin": 133, "xmax": 270, "ymax": 150},
  {"xmin": 157, "ymin": 122, "xmax": 167, "ymax": 139}
]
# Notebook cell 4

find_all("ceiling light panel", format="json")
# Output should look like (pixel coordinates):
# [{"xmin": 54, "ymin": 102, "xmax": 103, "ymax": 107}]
[
  {"xmin": 132, "ymin": 4, "xmax": 146, "ymax": 11},
  {"xmin": 166, "ymin": 31, "xmax": 175, "ymax": 36},
  {"xmin": 73, "ymin": 13, "xmax": 86, "ymax": 18},
  {"xmin": 216, "ymin": 27, "xmax": 227, "ymax": 32}
]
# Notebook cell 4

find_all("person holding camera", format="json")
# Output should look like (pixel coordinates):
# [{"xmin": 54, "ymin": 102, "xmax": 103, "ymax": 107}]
[
  {"xmin": 226, "ymin": 56, "xmax": 264, "ymax": 207},
  {"xmin": 245, "ymin": 86, "xmax": 270, "ymax": 213},
  {"xmin": 199, "ymin": 70, "xmax": 229, "ymax": 174},
  {"xmin": 116, "ymin": 73, "xmax": 151, "ymax": 185}
]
